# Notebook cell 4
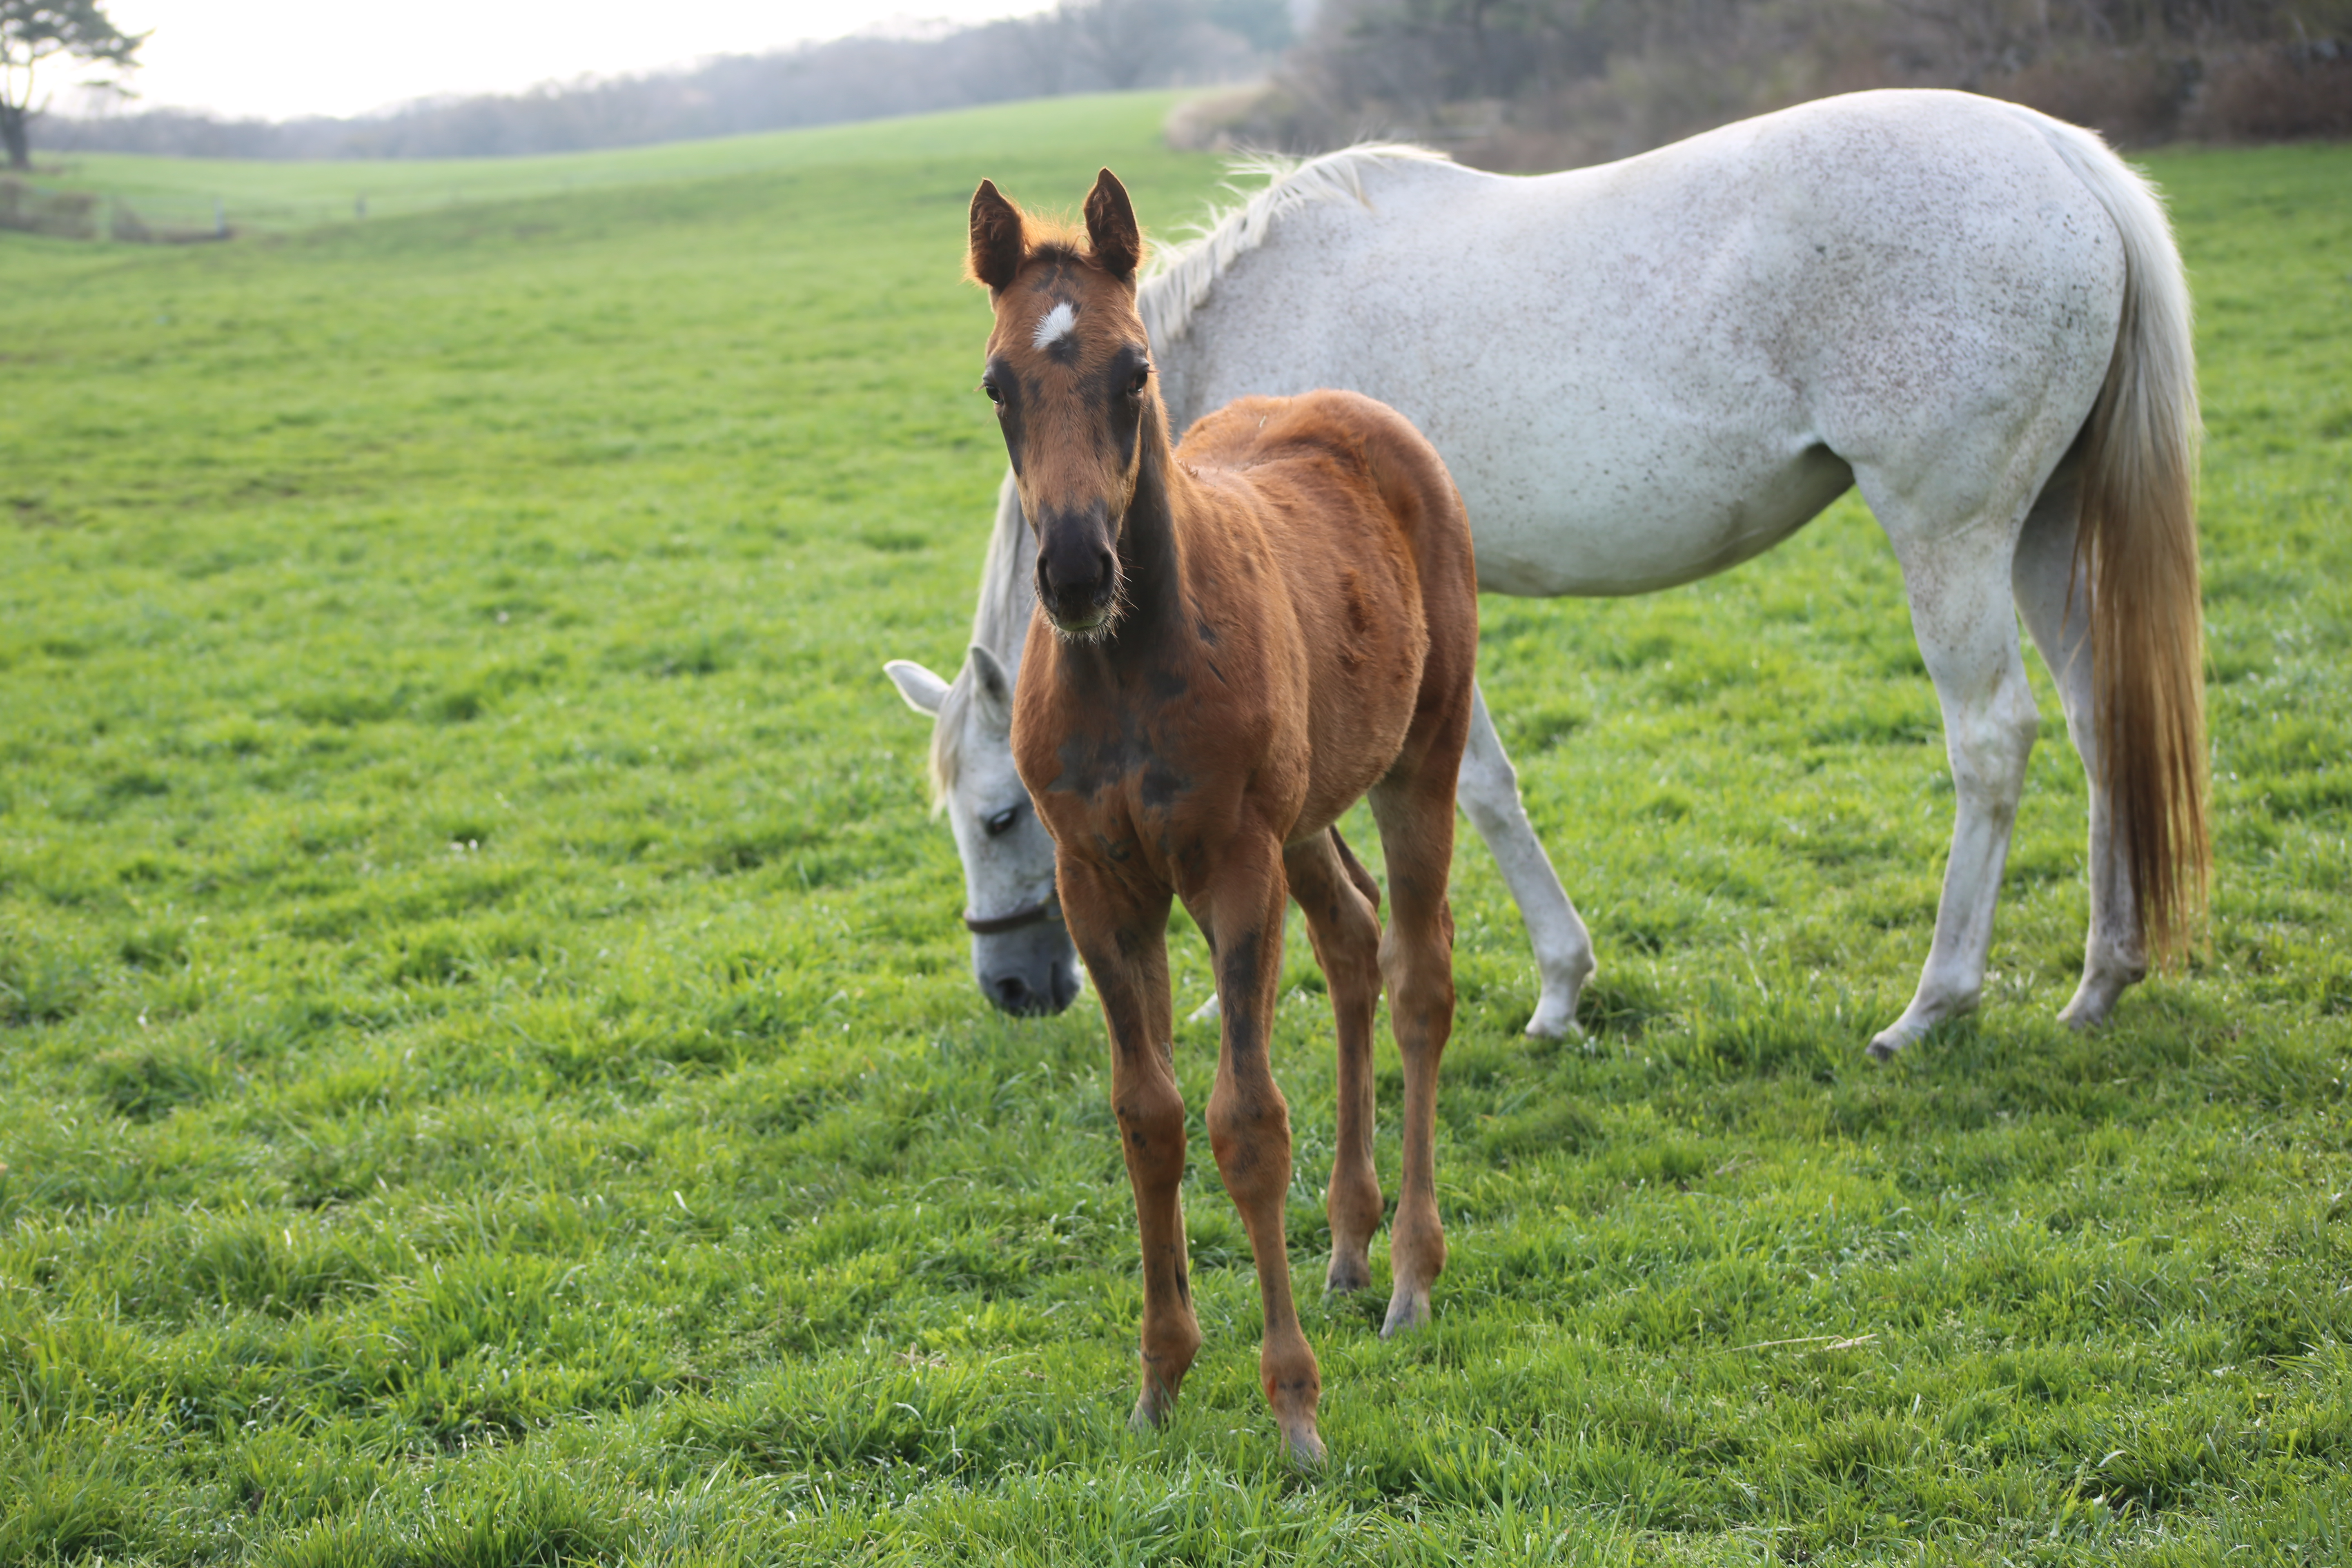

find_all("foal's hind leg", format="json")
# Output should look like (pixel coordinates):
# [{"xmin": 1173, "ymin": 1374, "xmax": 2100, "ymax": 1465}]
[
  {"xmin": 2011, "ymin": 461, "xmax": 2147, "ymax": 1027},
  {"xmin": 1368, "ymin": 765, "xmax": 1462, "ymax": 1335},
  {"xmin": 1283, "ymin": 827, "xmax": 1386, "ymax": 1295},
  {"xmin": 1188, "ymin": 683, "xmax": 1592, "ymax": 1041}
]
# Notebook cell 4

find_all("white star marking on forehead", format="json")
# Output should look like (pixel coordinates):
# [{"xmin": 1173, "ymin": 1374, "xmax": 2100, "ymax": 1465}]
[{"xmin": 1031, "ymin": 300, "xmax": 1077, "ymax": 351}]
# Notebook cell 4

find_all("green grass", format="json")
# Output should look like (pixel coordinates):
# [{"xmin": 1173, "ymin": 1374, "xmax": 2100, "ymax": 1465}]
[{"xmin": 2, "ymin": 97, "xmax": 2349, "ymax": 1563}]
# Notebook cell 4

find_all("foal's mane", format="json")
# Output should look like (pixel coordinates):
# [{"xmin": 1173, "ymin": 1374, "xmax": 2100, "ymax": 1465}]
[{"xmin": 1138, "ymin": 142, "xmax": 1452, "ymax": 348}]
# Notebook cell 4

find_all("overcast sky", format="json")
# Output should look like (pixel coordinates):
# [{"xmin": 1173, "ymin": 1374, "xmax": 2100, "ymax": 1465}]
[{"xmin": 85, "ymin": 1, "xmax": 1051, "ymax": 121}]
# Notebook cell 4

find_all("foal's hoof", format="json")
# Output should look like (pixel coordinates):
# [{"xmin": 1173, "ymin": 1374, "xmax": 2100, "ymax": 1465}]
[
  {"xmin": 1281, "ymin": 1420, "xmax": 1328, "ymax": 1470},
  {"xmin": 1324, "ymin": 1252, "xmax": 1372, "ymax": 1295},
  {"xmin": 1380, "ymin": 1287, "xmax": 1432, "ymax": 1338},
  {"xmin": 1129, "ymin": 1383, "xmax": 1178, "ymax": 1432}
]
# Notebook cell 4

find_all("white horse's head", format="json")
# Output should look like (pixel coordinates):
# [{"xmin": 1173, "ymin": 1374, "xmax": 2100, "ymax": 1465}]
[{"xmin": 884, "ymin": 644, "xmax": 1080, "ymax": 1016}]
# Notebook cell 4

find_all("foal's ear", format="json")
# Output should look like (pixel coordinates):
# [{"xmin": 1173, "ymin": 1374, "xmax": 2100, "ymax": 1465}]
[
  {"xmin": 968, "ymin": 179, "xmax": 1027, "ymax": 293},
  {"xmin": 1083, "ymin": 168, "xmax": 1142, "ymax": 283}
]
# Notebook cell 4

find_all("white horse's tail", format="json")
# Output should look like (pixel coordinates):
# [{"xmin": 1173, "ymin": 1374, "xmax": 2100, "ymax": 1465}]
[{"xmin": 2030, "ymin": 110, "xmax": 2209, "ymax": 962}]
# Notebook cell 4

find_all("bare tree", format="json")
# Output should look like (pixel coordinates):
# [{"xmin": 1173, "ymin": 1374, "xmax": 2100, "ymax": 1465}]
[
  {"xmin": 1, "ymin": 0, "xmax": 142, "ymax": 169},
  {"xmin": 1065, "ymin": 0, "xmax": 1181, "ymax": 90}
]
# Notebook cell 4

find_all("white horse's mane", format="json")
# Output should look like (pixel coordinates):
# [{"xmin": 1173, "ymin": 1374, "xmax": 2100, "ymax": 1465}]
[
  {"xmin": 1138, "ymin": 142, "xmax": 1453, "ymax": 348},
  {"xmin": 969, "ymin": 476, "xmax": 1033, "ymax": 664},
  {"xmin": 928, "ymin": 473, "xmax": 1033, "ymax": 803}
]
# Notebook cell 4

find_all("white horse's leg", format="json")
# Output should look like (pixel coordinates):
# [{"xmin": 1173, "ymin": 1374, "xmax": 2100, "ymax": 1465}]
[
  {"xmin": 1864, "ymin": 493, "xmax": 2043, "ymax": 1060},
  {"xmin": 1457, "ymin": 682, "xmax": 1593, "ymax": 1038},
  {"xmin": 2009, "ymin": 463, "xmax": 2146, "ymax": 1028},
  {"xmin": 1183, "ymin": 684, "xmax": 1594, "ymax": 1038}
]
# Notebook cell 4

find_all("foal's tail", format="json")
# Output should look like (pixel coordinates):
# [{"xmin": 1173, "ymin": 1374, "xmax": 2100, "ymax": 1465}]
[{"xmin": 2031, "ymin": 111, "xmax": 2209, "ymax": 961}]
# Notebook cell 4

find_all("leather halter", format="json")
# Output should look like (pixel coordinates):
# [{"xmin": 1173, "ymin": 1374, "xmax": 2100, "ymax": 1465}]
[{"xmin": 962, "ymin": 894, "xmax": 1062, "ymax": 936}]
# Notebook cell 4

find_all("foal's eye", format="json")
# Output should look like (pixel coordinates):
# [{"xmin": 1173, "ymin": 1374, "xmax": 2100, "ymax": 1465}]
[
  {"xmin": 982, "ymin": 379, "xmax": 1004, "ymax": 405},
  {"xmin": 984, "ymin": 806, "xmax": 1020, "ymax": 837},
  {"xmin": 1126, "ymin": 365, "xmax": 1150, "ymax": 398}
]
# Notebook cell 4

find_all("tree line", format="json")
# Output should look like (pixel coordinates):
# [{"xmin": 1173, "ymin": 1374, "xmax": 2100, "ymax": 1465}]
[
  {"xmin": 36, "ymin": 0, "xmax": 1292, "ymax": 163},
  {"xmin": 20, "ymin": 0, "xmax": 2343, "ymax": 173},
  {"xmin": 1188, "ymin": 0, "xmax": 2352, "ymax": 165}
]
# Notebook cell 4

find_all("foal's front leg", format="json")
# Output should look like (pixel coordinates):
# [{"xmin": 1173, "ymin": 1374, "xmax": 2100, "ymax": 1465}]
[
  {"xmin": 1196, "ymin": 837, "xmax": 1325, "ymax": 1466},
  {"xmin": 1059, "ymin": 861, "xmax": 1200, "ymax": 1428}
]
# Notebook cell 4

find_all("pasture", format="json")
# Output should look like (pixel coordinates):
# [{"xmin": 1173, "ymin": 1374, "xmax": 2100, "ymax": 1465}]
[
  {"xmin": 2, "ymin": 92, "xmax": 2348, "ymax": 1564},
  {"xmin": 33, "ymin": 92, "xmax": 1200, "ymax": 232}
]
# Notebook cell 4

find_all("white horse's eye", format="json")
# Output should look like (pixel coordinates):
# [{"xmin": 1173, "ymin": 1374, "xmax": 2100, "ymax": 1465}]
[{"xmin": 984, "ymin": 806, "xmax": 1021, "ymax": 837}]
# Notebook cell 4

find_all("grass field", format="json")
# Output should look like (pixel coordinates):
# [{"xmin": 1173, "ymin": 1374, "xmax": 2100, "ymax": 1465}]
[
  {"xmin": 2, "ymin": 94, "xmax": 2349, "ymax": 1565},
  {"xmin": 30, "ymin": 92, "xmax": 1197, "ymax": 234}
]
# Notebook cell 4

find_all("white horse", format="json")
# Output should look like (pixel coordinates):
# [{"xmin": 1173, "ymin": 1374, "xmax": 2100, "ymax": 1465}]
[
  {"xmin": 888, "ymin": 483, "xmax": 1590, "ymax": 1034},
  {"xmin": 888, "ymin": 89, "xmax": 2205, "ymax": 1058}
]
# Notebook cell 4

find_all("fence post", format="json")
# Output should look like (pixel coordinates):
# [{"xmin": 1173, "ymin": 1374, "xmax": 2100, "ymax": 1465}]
[{"xmin": 214, "ymin": 196, "xmax": 226, "ymax": 238}]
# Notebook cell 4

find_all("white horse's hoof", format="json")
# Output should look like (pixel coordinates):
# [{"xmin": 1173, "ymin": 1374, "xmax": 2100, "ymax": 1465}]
[
  {"xmin": 1187, "ymin": 993, "xmax": 1221, "ymax": 1027},
  {"xmin": 1871, "ymin": 987, "xmax": 1978, "ymax": 1060},
  {"xmin": 1523, "ymin": 958, "xmax": 1592, "ymax": 1040},
  {"xmin": 1523, "ymin": 993, "xmax": 1580, "ymax": 1040},
  {"xmin": 2058, "ymin": 966, "xmax": 2137, "ymax": 1031},
  {"xmin": 1867, "ymin": 1016, "xmax": 1930, "ymax": 1060},
  {"xmin": 2056, "ymin": 993, "xmax": 2108, "ymax": 1031}
]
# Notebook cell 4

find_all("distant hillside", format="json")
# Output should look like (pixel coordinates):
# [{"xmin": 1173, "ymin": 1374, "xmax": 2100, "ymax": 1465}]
[
  {"xmin": 20, "ymin": 93, "xmax": 1203, "ymax": 240},
  {"xmin": 42, "ymin": 0, "xmax": 1290, "ymax": 161}
]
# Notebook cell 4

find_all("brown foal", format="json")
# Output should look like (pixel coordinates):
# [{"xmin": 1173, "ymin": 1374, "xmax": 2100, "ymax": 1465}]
[{"xmin": 966, "ymin": 169, "xmax": 1479, "ymax": 1465}]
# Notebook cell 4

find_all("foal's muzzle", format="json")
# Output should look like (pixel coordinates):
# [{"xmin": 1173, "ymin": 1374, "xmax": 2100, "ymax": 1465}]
[{"xmin": 1034, "ymin": 513, "xmax": 1117, "ymax": 634}]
